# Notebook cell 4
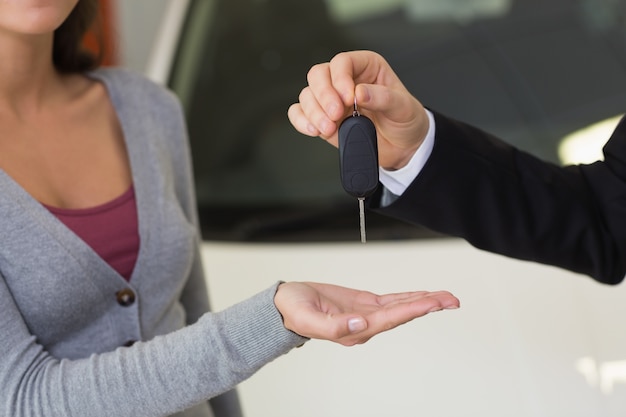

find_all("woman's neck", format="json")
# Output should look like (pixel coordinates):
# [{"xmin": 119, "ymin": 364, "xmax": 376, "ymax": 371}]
[{"xmin": 0, "ymin": 32, "xmax": 62, "ymax": 118}]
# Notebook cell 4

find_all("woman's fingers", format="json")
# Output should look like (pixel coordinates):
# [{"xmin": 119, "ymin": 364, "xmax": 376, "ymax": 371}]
[{"xmin": 274, "ymin": 282, "xmax": 460, "ymax": 347}]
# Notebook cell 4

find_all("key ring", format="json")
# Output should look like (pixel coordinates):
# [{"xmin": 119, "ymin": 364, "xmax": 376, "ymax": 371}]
[{"xmin": 353, "ymin": 96, "xmax": 360, "ymax": 117}]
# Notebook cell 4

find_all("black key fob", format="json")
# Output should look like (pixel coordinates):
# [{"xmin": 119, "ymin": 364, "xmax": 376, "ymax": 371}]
[{"xmin": 338, "ymin": 114, "xmax": 379, "ymax": 198}]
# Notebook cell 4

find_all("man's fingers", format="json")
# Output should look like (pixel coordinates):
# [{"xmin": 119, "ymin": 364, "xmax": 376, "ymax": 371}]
[
  {"xmin": 287, "ymin": 102, "xmax": 319, "ymax": 137},
  {"xmin": 289, "ymin": 51, "xmax": 415, "ymax": 142},
  {"xmin": 306, "ymin": 62, "xmax": 348, "ymax": 122},
  {"xmin": 328, "ymin": 50, "xmax": 387, "ymax": 102}
]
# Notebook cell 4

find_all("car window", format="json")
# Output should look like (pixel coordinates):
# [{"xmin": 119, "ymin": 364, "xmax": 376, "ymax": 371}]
[{"xmin": 169, "ymin": 0, "xmax": 626, "ymax": 242}]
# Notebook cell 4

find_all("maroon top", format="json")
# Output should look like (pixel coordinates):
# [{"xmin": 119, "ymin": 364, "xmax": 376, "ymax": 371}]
[{"xmin": 44, "ymin": 186, "xmax": 140, "ymax": 281}]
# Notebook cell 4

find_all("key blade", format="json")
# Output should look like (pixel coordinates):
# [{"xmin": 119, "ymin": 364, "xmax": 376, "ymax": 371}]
[{"xmin": 358, "ymin": 198, "xmax": 366, "ymax": 243}]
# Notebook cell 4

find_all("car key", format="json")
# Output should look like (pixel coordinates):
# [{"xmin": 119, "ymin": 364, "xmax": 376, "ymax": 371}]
[{"xmin": 338, "ymin": 100, "xmax": 379, "ymax": 243}]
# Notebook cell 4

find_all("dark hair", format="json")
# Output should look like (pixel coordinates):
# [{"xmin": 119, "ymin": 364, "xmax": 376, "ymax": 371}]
[{"xmin": 53, "ymin": 0, "xmax": 102, "ymax": 73}]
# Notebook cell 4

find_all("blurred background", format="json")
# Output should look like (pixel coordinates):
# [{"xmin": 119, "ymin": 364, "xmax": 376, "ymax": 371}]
[
  {"xmin": 87, "ymin": 0, "xmax": 166, "ymax": 71},
  {"xmin": 93, "ymin": 1, "xmax": 626, "ymax": 416}
]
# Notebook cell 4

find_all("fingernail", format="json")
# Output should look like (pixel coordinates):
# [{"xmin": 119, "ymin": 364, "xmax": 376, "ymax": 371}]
[
  {"xmin": 348, "ymin": 317, "xmax": 367, "ymax": 333},
  {"xmin": 428, "ymin": 306, "xmax": 443, "ymax": 313},
  {"xmin": 320, "ymin": 120, "xmax": 332, "ymax": 136}
]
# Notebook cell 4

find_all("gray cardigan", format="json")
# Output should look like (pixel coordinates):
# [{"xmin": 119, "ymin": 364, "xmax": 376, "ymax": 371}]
[{"xmin": 0, "ymin": 68, "xmax": 307, "ymax": 417}]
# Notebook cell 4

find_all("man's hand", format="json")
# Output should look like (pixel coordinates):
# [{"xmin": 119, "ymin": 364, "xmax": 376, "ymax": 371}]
[{"xmin": 287, "ymin": 50, "xmax": 430, "ymax": 170}]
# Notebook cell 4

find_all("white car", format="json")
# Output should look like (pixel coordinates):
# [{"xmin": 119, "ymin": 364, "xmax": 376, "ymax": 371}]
[{"xmin": 146, "ymin": 0, "xmax": 626, "ymax": 416}]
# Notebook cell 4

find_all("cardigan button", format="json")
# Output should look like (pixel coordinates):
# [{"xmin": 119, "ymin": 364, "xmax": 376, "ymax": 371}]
[{"xmin": 116, "ymin": 288, "xmax": 136, "ymax": 307}]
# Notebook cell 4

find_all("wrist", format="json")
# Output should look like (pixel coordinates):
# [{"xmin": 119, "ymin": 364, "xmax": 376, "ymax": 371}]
[
  {"xmin": 381, "ymin": 105, "xmax": 430, "ymax": 171},
  {"xmin": 273, "ymin": 282, "xmax": 309, "ymax": 345},
  {"xmin": 378, "ymin": 108, "xmax": 435, "ymax": 196},
  {"xmin": 383, "ymin": 145, "xmax": 421, "ymax": 171}
]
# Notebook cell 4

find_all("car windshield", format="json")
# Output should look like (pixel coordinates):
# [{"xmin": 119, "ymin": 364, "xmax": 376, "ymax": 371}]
[{"xmin": 169, "ymin": 0, "xmax": 626, "ymax": 242}]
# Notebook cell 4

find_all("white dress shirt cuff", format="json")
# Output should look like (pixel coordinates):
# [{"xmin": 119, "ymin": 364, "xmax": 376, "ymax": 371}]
[{"xmin": 379, "ymin": 109, "xmax": 435, "ymax": 196}]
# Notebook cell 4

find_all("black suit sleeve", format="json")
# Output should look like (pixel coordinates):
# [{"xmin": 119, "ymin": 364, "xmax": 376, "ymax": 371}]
[{"xmin": 374, "ymin": 111, "xmax": 626, "ymax": 285}]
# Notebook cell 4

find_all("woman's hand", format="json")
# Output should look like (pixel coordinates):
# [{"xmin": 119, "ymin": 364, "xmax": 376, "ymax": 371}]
[
  {"xmin": 287, "ymin": 50, "xmax": 430, "ymax": 170},
  {"xmin": 274, "ymin": 281, "xmax": 459, "ymax": 346}
]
